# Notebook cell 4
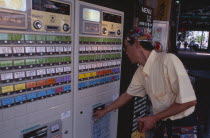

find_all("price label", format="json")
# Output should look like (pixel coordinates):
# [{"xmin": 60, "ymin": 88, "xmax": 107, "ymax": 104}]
[
  {"xmin": 91, "ymin": 63, "xmax": 97, "ymax": 69},
  {"xmin": 64, "ymin": 66, "xmax": 71, "ymax": 72},
  {"xmin": 1, "ymin": 73, "xmax": 13, "ymax": 81},
  {"xmin": 79, "ymin": 65, "xmax": 86, "ymax": 70},
  {"xmin": 64, "ymin": 85, "xmax": 71, "ymax": 92},
  {"xmin": 13, "ymin": 47, "xmax": 24, "ymax": 53},
  {"xmin": 79, "ymin": 46, "xmax": 86, "ymax": 52},
  {"xmin": 15, "ymin": 83, "xmax": 26, "ymax": 91},
  {"xmin": 37, "ymin": 91, "xmax": 47, "ymax": 98},
  {"xmin": 37, "ymin": 69, "xmax": 46, "ymax": 76},
  {"xmin": 91, "ymin": 72, "xmax": 97, "ymax": 77},
  {"xmin": 98, "ymin": 47, "xmax": 102, "ymax": 51},
  {"xmin": 2, "ymin": 85, "xmax": 14, "ymax": 93},
  {"xmin": 47, "ymin": 47, "xmax": 55, "ymax": 52},
  {"xmin": 64, "ymin": 46, "xmax": 71, "ymax": 52},
  {"xmin": 47, "ymin": 68, "xmax": 55, "ymax": 74},
  {"xmin": 14, "ymin": 60, "xmax": 25, "ymax": 66},
  {"xmin": 0, "ymin": 60, "xmax": 13, "ymax": 68},
  {"xmin": 86, "ymin": 64, "xmax": 92, "ymax": 70},
  {"xmin": 56, "ymin": 47, "xmax": 64, "ymax": 52},
  {"xmin": 36, "ymin": 47, "xmax": 46, "ymax": 53},
  {"xmin": 47, "ymin": 79, "xmax": 56, "ymax": 85},
  {"xmin": 26, "ymin": 70, "xmax": 36, "ymax": 77},
  {"xmin": 0, "ymin": 47, "xmax": 12, "ymax": 54},
  {"xmin": 25, "ymin": 47, "xmax": 36, "ymax": 53},
  {"xmin": 47, "ymin": 89, "xmax": 55, "ymax": 95},
  {"xmin": 26, "ymin": 82, "xmax": 37, "ymax": 89},
  {"xmin": 86, "ymin": 46, "xmax": 92, "ymax": 52},
  {"xmin": 79, "ymin": 74, "xmax": 85, "ymax": 79},
  {"xmin": 56, "ymin": 67, "xmax": 64, "ymax": 73},
  {"xmin": 37, "ymin": 80, "xmax": 46, "ymax": 87},
  {"xmin": 14, "ymin": 72, "xmax": 25, "ymax": 79}
]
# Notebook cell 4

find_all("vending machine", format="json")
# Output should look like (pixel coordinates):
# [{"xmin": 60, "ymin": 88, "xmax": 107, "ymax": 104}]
[
  {"xmin": 0, "ymin": 0, "xmax": 74, "ymax": 138},
  {"xmin": 74, "ymin": 1, "xmax": 124, "ymax": 138}
]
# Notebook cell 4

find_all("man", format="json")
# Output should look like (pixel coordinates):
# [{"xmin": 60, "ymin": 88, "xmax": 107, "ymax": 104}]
[{"xmin": 94, "ymin": 28, "xmax": 197, "ymax": 137}]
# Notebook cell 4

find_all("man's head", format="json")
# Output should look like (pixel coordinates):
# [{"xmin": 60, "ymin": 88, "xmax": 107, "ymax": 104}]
[{"xmin": 124, "ymin": 28, "xmax": 154, "ymax": 64}]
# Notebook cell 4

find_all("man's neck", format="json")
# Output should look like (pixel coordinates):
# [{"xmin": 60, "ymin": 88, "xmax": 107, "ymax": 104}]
[{"xmin": 139, "ymin": 50, "xmax": 152, "ymax": 66}]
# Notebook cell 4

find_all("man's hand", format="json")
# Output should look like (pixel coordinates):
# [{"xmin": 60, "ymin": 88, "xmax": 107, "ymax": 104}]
[
  {"xmin": 137, "ymin": 116, "xmax": 158, "ymax": 132},
  {"xmin": 93, "ymin": 109, "xmax": 108, "ymax": 120}
]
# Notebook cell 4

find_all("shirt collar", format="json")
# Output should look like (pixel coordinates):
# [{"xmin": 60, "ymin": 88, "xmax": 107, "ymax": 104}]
[{"xmin": 141, "ymin": 50, "xmax": 157, "ymax": 76}]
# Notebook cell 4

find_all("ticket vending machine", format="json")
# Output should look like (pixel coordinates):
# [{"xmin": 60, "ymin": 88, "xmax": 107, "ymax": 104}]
[
  {"xmin": 74, "ymin": 1, "xmax": 124, "ymax": 138},
  {"xmin": 0, "ymin": 0, "xmax": 74, "ymax": 138}
]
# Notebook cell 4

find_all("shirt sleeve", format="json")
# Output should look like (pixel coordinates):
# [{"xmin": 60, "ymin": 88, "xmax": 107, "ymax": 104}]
[
  {"xmin": 126, "ymin": 67, "xmax": 146, "ymax": 97},
  {"xmin": 164, "ymin": 54, "xmax": 196, "ymax": 104}
]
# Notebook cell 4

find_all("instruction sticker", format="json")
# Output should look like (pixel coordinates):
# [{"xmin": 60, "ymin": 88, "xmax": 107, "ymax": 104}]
[
  {"xmin": 14, "ymin": 72, "xmax": 25, "ymax": 80},
  {"xmin": 1, "ymin": 73, "xmax": 13, "ymax": 81},
  {"xmin": 2, "ymin": 85, "xmax": 14, "ymax": 94}
]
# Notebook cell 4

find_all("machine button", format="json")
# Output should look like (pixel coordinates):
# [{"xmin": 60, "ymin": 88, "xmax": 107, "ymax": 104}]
[
  {"xmin": 117, "ymin": 30, "xmax": 121, "ymax": 35},
  {"xmin": 33, "ymin": 20, "xmax": 42, "ymax": 30},
  {"xmin": 63, "ymin": 24, "xmax": 70, "ymax": 32},
  {"xmin": 102, "ymin": 28, "xmax": 107, "ymax": 34}
]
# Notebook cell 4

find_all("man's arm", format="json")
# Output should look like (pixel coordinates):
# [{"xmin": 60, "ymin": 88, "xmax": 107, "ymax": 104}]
[
  {"xmin": 94, "ymin": 92, "xmax": 133, "ymax": 120},
  {"xmin": 138, "ymin": 100, "xmax": 197, "ymax": 132}
]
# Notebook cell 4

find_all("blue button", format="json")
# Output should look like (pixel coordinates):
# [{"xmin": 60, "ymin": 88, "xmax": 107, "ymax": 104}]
[
  {"xmin": 27, "ymin": 93, "xmax": 37, "ymax": 100},
  {"xmin": 16, "ymin": 95, "xmax": 27, "ymax": 103},
  {"xmin": 47, "ymin": 89, "xmax": 55, "ymax": 95},
  {"xmin": 64, "ymin": 85, "xmax": 71, "ymax": 91},
  {"xmin": 2, "ymin": 97, "xmax": 15, "ymax": 106},
  {"xmin": 37, "ymin": 91, "xmax": 46, "ymax": 98}
]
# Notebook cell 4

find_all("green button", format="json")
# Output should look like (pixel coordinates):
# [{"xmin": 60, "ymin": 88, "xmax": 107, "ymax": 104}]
[
  {"xmin": 47, "ymin": 57, "xmax": 55, "ymax": 64},
  {"xmin": 0, "ymin": 33, "xmax": 12, "ymax": 40},
  {"xmin": 25, "ymin": 34, "xmax": 35, "ymax": 41},
  {"xmin": 36, "ymin": 35, "xmax": 45, "ymax": 41},
  {"xmin": 36, "ymin": 58, "xmax": 46, "ymax": 64},
  {"xmin": 62, "ymin": 36, "xmax": 71, "ymax": 42},
  {"xmin": 26, "ymin": 59, "xmax": 36, "ymax": 65},
  {"xmin": 14, "ymin": 60, "xmax": 25, "ymax": 66},
  {"xmin": 46, "ymin": 35, "xmax": 55, "ymax": 41},
  {"xmin": 55, "ymin": 36, "xmax": 63, "ymax": 41},
  {"xmin": 0, "ymin": 60, "xmax": 13, "ymax": 67},
  {"xmin": 56, "ymin": 57, "xmax": 63, "ymax": 63},
  {"xmin": 12, "ymin": 34, "xmax": 24, "ymax": 41}
]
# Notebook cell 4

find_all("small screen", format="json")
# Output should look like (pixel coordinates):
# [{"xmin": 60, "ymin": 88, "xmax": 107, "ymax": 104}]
[
  {"xmin": 83, "ymin": 8, "xmax": 100, "ymax": 22},
  {"xmin": 32, "ymin": 0, "xmax": 70, "ymax": 15},
  {"xmin": 0, "ymin": 0, "xmax": 26, "ymax": 11},
  {"xmin": 103, "ymin": 12, "xmax": 122, "ymax": 23}
]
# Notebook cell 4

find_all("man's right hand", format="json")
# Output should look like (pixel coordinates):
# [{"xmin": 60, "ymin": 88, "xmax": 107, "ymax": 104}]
[{"xmin": 93, "ymin": 109, "xmax": 108, "ymax": 120}]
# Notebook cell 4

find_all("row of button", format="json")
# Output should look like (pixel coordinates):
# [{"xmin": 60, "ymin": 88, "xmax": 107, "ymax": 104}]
[
  {"xmin": 0, "ymin": 33, "xmax": 71, "ymax": 44},
  {"xmin": 78, "ymin": 75, "xmax": 120, "ymax": 90},
  {"xmin": 79, "ymin": 61, "xmax": 121, "ymax": 72},
  {"xmin": 0, "ymin": 76, "xmax": 71, "ymax": 96},
  {"xmin": 79, "ymin": 54, "xmax": 121, "ymax": 63},
  {"xmin": 79, "ymin": 46, "xmax": 121, "ymax": 54},
  {"xmin": 78, "ymin": 68, "xmax": 120, "ymax": 81},
  {"xmin": 0, "ymin": 85, "xmax": 71, "ymax": 108},
  {"xmin": 0, "ymin": 46, "xmax": 72, "ymax": 57},
  {"xmin": 79, "ymin": 37, "xmax": 121, "ymax": 45},
  {"xmin": 0, "ymin": 66, "xmax": 71, "ymax": 83},
  {"xmin": 0, "ymin": 56, "xmax": 71, "ymax": 70}
]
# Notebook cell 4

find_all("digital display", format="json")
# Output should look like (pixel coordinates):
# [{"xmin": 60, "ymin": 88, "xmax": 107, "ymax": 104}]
[
  {"xmin": 32, "ymin": 0, "xmax": 70, "ymax": 15},
  {"xmin": 2, "ymin": 97, "xmax": 15, "ymax": 106},
  {"xmin": 83, "ymin": 8, "xmax": 100, "ymax": 22},
  {"xmin": 103, "ymin": 12, "xmax": 122, "ymax": 23},
  {"xmin": 0, "ymin": 0, "xmax": 26, "ymax": 11},
  {"xmin": 15, "ymin": 95, "xmax": 26, "ymax": 103}
]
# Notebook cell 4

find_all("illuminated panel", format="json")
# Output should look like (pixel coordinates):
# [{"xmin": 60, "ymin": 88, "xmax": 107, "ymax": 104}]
[
  {"xmin": 0, "ymin": 0, "xmax": 26, "ymax": 11},
  {"xmin": 83, "ymin": 8, "xmax": 100, "ymax": 22}
]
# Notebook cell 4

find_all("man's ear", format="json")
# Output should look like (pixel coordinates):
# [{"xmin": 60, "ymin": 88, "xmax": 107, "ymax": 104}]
[{"xmin": 134, "ymin": 39, "xmax": 141, "ymax": 48}]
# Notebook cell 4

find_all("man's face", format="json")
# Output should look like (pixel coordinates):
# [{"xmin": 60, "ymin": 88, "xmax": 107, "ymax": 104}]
[{"xmin": 124, "ymin": 39, "xmax": 140, "ymax": 64}]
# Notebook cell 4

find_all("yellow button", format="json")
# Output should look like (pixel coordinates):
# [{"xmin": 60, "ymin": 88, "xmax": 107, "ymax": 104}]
[
  {"xmin": 15, "ymin": 83, "xmax": 26, "ymax": 91},
  {"xmin": 2, "ymin": 85, "xmax": 14, "ymax": 93},
  {"xmin": 91, "ymin": 72, "xmax": 96, "ymax": 77},
  {"xmin": 79, "ymin": 74, "xmax": 85, "ymax": 79},
  {"xmin": 85, "ymin": 73, "xmax": 91, "ymax": 78}
]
